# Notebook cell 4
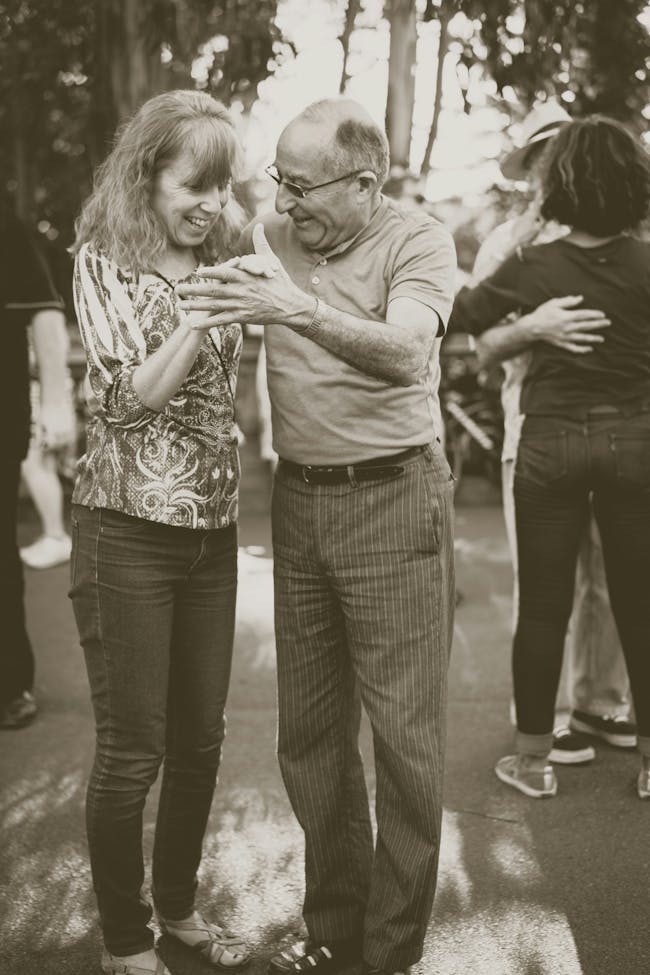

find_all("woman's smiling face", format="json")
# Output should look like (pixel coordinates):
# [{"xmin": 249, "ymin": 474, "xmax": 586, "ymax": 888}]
[{"xmin": 151, "ymin": 147, "xmax": 231, "ymax": 255}]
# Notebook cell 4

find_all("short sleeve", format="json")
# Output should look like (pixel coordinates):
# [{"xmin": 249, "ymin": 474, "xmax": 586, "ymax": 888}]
[
  {"xmin": 387, "ymin": 220, "xmax": 457, "ymax": 334},
  {"xmin": 2, "ymin": 210, "xmax": 63, "ymax": 317}
]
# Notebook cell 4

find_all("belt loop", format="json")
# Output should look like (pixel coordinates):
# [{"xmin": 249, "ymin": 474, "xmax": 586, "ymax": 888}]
[
  {"xmin": 346, "ymin": 464, "xmax": 357, "ymax": 487},
  {"xmin": 302, "ymin": 466, "xmax": 311, "ymax": 483}
]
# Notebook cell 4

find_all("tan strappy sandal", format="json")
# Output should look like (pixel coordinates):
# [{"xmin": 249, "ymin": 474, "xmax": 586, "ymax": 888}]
[
  {"xmin": 101, "ymin": 948, "xmax": 171, "ymax": 975},
  {"xmin": 157, "ymin": 911, "xmax": 250, "ymax": 970}
]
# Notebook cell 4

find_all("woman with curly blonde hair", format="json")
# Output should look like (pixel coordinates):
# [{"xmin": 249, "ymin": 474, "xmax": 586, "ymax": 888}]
[{"xmin": 69, "ymin": 89, "xmax": 250, "ymax": 975}]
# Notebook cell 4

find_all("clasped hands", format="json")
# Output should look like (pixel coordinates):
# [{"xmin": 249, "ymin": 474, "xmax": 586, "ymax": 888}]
[{"xmin": 176, "ymin": 223, "xmax": 312, "ymax": 330}]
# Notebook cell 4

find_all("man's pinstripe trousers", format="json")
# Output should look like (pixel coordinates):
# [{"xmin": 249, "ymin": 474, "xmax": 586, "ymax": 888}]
[{"xmin": 271, "ymin": 443, "xmax": 455, "ymax": 972}]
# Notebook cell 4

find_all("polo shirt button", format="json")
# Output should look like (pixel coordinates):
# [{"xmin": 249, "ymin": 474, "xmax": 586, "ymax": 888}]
[
  {"xmin": 319, "ymin": 258, "xmax": 327, "ymax": 266},
  {"xmin": 312, "ymin": 275, "xmax": 320, "ymax": 285}
]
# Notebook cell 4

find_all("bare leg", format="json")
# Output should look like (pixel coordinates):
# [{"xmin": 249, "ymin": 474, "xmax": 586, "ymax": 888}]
[{"xmin": 21, "ymin": 445, "xmax": 67, "ymax": 540}]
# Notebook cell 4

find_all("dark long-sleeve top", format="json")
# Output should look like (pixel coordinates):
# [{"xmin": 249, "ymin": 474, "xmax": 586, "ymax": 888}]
[{"xmin": 448, "ymin": 235, "xmax": 650, "ymax": 417}]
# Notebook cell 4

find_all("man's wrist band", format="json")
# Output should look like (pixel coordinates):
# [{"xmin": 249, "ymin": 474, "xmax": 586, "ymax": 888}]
[{"xmin": 296, "ymin": 297, "xmax": 322, "ymax": 339}]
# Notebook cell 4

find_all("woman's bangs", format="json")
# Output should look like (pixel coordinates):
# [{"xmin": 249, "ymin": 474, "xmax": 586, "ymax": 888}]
[{"xmin": 184, "ymin": 120, "xmax": 238, "ymax": 190}]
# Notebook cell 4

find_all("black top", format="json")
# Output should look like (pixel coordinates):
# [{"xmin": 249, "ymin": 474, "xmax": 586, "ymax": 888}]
[
  {"xmin": 0, "ymin": 204, "xmax": 64, "ymax": 458},
  {"xmin": 449, "ymin": 235, "xmax": 650, "ymax": 417}
]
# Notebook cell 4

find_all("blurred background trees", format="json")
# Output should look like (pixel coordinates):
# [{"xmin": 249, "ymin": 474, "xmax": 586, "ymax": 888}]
[{"xmin": 1, "ymin": 0, "xmax": 649, "ymax": 244}]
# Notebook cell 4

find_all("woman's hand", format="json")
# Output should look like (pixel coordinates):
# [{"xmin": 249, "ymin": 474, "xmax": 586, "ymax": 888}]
[
  {"xmin": 522, "ymin": 295, "xmax": 611, "ymax": 353},
  {"xmin": 176, "ymin": 251, "xmax": 280, "ymax": 332},
  {"xmin": 176, "ymin": 224, "xmax": 312, "ymax": 330}
]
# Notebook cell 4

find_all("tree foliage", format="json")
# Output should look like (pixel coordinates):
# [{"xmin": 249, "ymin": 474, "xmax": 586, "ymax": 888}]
[
  {"xmin": 0, "ymin": 0, "xmax": 289, "ymax": 239},
  {"xmin": 474, "ymin": 0, "xmax": 650, "ymax": 123},
  {"xmin": 412, "ymin": 0, "xmax": 650, "ymax": 175}
]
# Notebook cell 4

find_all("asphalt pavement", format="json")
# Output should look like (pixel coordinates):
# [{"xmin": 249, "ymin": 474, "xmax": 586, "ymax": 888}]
[{"xmin": 1, "ymin": 446, "xmax": 648, "ymax": 975}]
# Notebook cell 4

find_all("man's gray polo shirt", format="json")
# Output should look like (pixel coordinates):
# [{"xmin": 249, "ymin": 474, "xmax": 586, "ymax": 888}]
[{"xmin": 242, "ymin": 196, "xmax": 456, "ymax": 465}]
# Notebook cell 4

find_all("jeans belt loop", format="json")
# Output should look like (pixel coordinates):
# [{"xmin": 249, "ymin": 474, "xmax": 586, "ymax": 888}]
[{"xmin": 347, "ymin": 464, "xmax": 358, "ymax": 487}]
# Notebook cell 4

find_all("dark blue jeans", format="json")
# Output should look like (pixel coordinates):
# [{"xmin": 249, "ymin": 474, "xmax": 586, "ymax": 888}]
[
  {"xmin": 513, "ymin": 412, "xmax": 650, "ymax": 751},
  {"xmin": 69, "ymin": 505, "xmax": 238, "ymax": 956}
]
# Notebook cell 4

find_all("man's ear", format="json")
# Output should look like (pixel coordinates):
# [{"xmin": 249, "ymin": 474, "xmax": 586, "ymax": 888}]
[{"xmin": 357, "ymin": 171, "xmax": 378, "ymax": 195}]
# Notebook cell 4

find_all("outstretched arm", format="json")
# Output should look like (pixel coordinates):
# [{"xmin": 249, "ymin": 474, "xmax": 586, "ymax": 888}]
[{"xmin": 475, "ymin": 295, "xmax": 611, "ymax": 368}]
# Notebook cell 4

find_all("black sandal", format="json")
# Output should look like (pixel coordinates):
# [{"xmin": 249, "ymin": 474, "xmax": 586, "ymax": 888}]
[{"xmin": 268, "ymin": 939, "xmax": 360, "ymax": 974}]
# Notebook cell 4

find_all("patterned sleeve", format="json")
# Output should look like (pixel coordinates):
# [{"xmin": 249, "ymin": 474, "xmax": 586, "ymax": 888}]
[{"xmin": 73, "ymin": 244, "xmax": 153, "ymax": 427}]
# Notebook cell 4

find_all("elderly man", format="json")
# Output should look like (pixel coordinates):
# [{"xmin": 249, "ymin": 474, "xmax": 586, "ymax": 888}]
[{"xmin": 178, "ymin": 98, "xmax": 456, "ymax": 975}]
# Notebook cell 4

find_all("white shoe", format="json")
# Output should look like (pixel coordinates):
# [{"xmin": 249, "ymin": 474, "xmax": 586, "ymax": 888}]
[
  {"xmin": 495, "ymin": 754, "xmax": 558, "ymax": 798},
  {"xmin": 20, "ymin": 534, "xmax": 72, "ymax": 569}
]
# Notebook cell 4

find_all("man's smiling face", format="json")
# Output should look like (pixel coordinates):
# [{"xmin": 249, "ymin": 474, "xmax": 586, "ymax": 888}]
[{"xmin": 273, "ymin": 120, "xmax": 370, "ymax": 253}]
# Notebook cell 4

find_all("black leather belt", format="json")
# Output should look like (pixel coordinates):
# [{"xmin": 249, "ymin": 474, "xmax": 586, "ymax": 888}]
[{"xmin": 279, "ymin": 445, "xmax": 427, "ymax": 485}]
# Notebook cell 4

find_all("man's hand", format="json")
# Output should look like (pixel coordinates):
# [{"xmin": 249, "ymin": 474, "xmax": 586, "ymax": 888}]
[
  {"xmin": 176, "ymin": 224, "xmax": 313, "ymax": 330},
  {"xmin": 523, "ymin": 295, "xmax": 611, "ymax": 353}
]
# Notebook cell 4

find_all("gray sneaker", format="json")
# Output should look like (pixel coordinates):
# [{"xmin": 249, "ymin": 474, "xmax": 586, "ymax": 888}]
[{"xmin": 495, "ymin": 754, "xmax": 558, "ymax": 798}]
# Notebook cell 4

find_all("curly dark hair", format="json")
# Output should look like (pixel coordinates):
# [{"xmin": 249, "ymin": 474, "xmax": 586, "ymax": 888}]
[{"xmin": 540, "ymin": 116, "xmax": 650, "ymax": 236}]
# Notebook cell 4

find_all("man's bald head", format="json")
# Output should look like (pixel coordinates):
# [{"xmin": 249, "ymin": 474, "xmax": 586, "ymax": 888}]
[{"xmin": 282, "ymin": 98, "xmax": 390, "ymax": 188}]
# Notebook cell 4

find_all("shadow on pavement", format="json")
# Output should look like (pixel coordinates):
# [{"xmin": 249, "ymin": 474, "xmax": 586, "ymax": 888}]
[{"xmin": 2, "ymin": 465, "xmax": 648, "ymax": 975}]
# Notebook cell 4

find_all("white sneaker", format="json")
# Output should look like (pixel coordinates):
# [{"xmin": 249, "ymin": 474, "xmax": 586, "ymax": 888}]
[
  {"xmin": 495, "ymin": 754, "xmax": 558, "ymax": 798},
  {"xmin": 20, "ymin": 534, "xmax": 72, "ymax": 569}
]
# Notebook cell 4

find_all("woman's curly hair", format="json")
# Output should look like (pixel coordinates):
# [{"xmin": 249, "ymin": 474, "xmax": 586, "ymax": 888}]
[
  {"xmin": 73, "ymin": 90, "xmax": 246, "ymax": 271},
  {"xmin": 540, "ymin": 116, "xmax": 650, "ymax": 236}
]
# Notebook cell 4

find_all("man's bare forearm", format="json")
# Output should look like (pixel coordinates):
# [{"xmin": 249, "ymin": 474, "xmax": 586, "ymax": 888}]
[
  {"xmin": 31, "ymin": 309, "xmax": 70, "ymax": 402},
  {"xmin": 475, "ymin": 315, "xmax": 536, "ymax": 368},
  {"xmin": 285, "ymin": 297, "xmax": 437, "ymax": 386}
]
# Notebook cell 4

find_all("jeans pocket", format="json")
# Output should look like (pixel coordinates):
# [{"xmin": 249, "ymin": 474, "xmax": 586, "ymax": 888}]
[
  {"xmin": 611, "ymin": 433, "xmax": 650, "ymax": 488},
  {"xmin": 516, "ymin": 429, "xmax": 568, "ymax": 487},
  {"xmin": 99, "ymin": 507, "xmax": 151, "ymax": 536}
]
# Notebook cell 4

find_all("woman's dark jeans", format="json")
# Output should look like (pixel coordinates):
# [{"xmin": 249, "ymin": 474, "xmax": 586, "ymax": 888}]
[
  {"xmin": 513, "ymin": 412, "xmax": 650, "ymax": 747},
  {"xmin": 69, "ymin": 504, "xmax": 238, "ymax": 956}
]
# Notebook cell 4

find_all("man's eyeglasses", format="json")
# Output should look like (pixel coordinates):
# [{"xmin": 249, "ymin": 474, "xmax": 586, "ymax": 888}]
[{"xmin": 265, "ymin": 165, "xmax": 366, "ymax": 199}]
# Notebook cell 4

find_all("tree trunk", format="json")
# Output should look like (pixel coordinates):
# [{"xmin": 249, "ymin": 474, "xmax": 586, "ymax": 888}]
[
  {"xmin": 90, "ymin": 0, "xmax": 173, "ymax": 162},
  {"xmin": 385, "ymin": 0, "xmax": 418, "ymax": 170},
  {"xmin": 10, "ymin": 93, "xmax": 32, "ymax": 221},
  {"xmin": 339, "ymin": 0, "xmax": 361, "ymax": 94},
  {"xmin": 420, "ymin": 8, "xmax": 451, "ymax": 176}
]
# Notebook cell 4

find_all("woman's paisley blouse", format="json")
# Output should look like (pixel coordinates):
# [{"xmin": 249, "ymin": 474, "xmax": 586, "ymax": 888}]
[{"xmin": 72, "ymin": 244, "xmax": 242, "ymax": 529}]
